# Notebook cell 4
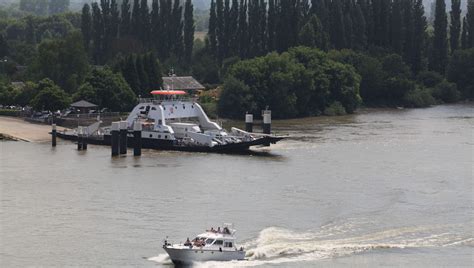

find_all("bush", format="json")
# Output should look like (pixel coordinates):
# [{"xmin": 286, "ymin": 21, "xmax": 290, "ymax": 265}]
[
  {"xmin": 219, "ymin": 47, "xmax": 361, "ymax": 119},
  {"xmin": 403, "ymin": 87, "xmax": 436, "ymax": 108},
  {"xmin": 432, "ymin": 80, "xmax": 460, "ymax": 103},
  {"xmin": 218, "ymin": 77, "xmax": 256, "ymax": 119},
  {"xmin": 417, "ymin": 71, "xmax": 444, "ymax": 88},
  {"xmin": 447, "ymin": 48, "xmax": 474, "ymax": 99},
  {"xmin": 324, "ymin": 101, "xmax": 346, "ymax": 116}
]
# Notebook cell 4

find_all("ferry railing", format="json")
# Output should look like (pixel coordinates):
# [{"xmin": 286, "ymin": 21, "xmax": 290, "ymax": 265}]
[{"xmin": 138, "ymin": 97, "xmax": 198, "ymax": 104}]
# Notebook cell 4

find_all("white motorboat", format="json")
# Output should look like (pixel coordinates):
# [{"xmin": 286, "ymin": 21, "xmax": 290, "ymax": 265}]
[{"xmin": 163, "ymin": 224, "xmax": 246, "ymax": 264}]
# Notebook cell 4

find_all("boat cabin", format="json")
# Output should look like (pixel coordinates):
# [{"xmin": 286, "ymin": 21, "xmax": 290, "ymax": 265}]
[{"xmin": 191, "ymin": 231, "xmax": 236, "ymax": 250}]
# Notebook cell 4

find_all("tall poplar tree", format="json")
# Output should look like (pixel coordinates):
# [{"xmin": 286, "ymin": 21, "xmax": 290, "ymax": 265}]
[
  {"xmin": 120, "ymin": 0, "xmax": 131, "ymax": 36},
  {"xmin": 391, "ymin": 0, "xmax": 404, "ymax": 54},
  {"xmin": 412, "ymin": 0, "xmax": 427, "ymax": 74},
  {"xmin": 450, "ymin": 0, "xmax": 461, "ymax": 53},
  {"xmin": 311, "ymin": 0, "xmax": 330, "ymax": 34},
  {"xmin": 267, "ymin": 0, "xmax": 277, "ymax": 52},
  {"xmin": 139, "ymin": 0, "xmax": 150, "ymax": 45},
  {"xmin": 430, "ymin": 0, "xmax": 448, "ymax": 74},
  {"xmin": 208, "ymin": 0, "xmax": 217, "ymax": 54},
  {"xmin": 171, "ymin": 0, "xmax": 183, "ymax": 58},
  {"xmin": 216, "ymin": 0, "xmax": 225, "ymax": 62},
  {"xmin": 461, "ymin": 17, "xmax": 468, "ymax": 49},
  {"xmin": 184, "ymin": 0, "xmax": 194, "ymax": 64},
  {"xmin": 91, "ymin": 2, "xmax": 104, "ymax": 64},
  {"xmin": 353, "ymin": 0, "xmax": 367, "ymax": 50},
  {"xmin": 110, "ymin": 0, "xmax": 120, "ymax": 39},
  {"xmin": 131, "ymin": 0, "xmax": 140, "ymax": 39},
  {"xmin": 151, "ymin": 0, "xmax": 161, "ymax": 51},
  {"xmin": 81, "ymin": 3, "xmax": 92, "ymax": 51},
  {"xmin": 467, "ymin": 0, "xmax": 474, "ymax": 48},
  {"xmin": 330, "ymin": 0, "xmax": 346, "ymax": 49},
  {"xmin": 228, "ymin": 0, "xmax": 239, "ymax": 55},
  {"xmin": 237, "ymin": 0, "xmax": 248, "ymax": 58}
]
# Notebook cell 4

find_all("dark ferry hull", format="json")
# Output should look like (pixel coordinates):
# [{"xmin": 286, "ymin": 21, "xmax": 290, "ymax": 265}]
[{"xmin": 56, "ymin": 132, "xmax": 282, "ymax": 153}]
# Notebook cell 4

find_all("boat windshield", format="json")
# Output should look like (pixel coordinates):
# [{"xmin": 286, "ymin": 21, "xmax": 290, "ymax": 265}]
[{"xmin": 205, "ymin": 238, "xmax": 215, "ymax": 244}]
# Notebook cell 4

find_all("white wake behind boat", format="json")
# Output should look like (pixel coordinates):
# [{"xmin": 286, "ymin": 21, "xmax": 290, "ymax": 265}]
[{"xmin": 163, "ymin": 224, "xmax": 246, "ymax": 264}]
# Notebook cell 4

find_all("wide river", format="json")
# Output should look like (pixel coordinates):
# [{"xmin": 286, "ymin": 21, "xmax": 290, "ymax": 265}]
[{"xmin": 1, "ymin": 103, "xmax": 473, "ymax": 267}]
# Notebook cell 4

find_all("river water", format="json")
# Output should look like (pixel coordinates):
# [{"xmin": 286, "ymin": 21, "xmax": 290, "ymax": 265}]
[{"xmin": 1, "ymin": 103, "xmax": 473, "ymax": 267}]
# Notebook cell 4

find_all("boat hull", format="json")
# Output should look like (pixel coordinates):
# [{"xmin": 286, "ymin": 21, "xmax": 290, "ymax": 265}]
[
  {"xmin": 164, "ymin": 247, "xmax": 246, "ymax": 264},
  {"xmin": 56, "ymin": 132, "xmax": 283, "ymax": 153}
]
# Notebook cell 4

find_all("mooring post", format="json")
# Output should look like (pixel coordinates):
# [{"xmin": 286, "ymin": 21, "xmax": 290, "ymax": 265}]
[
  {"xmin": 119, "ymin": 121, "xmax": 128, "ymax": 155},
  {"xmin": 77, "ymin": 127, "xmax": 83, "ymax": 150},
  {"xmin": 82, "ymin": 126, "xmax": 88, "ymax": 150},
  {"xmin": 111, "ymin": 122, "xmax": 120, "ymax": 156},
  {"xmin": 245, "ymin": 113, "xmax": 253, "ymax": 133},
  {"xmin": 263, "ymin": 110, "xmax": 272, "ymax": 134},
  {"xmin": 133, "ymin": 121, "xmax": 142, "ymax": 156},
  {"xmin": 51, "ymin": 123, "xmax": 57, "ymax": 147}
]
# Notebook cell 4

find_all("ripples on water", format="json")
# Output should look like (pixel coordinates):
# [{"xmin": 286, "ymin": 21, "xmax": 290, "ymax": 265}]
[{"xmin": 1, "ymin": 103, "xmax": 473, "ymax": 267}]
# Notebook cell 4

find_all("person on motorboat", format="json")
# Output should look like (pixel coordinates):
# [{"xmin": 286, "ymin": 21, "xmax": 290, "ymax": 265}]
[{"xmin": 184, "ymin": 238, "xmax": 191, "ymax": 246}]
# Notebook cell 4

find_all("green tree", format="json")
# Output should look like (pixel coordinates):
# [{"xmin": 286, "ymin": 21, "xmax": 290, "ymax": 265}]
[
  {"xmin": 30, "ymin": 79, "xmax": 71, "ymax": 111},
  {"xmin": 34, "ymin": 31, "xmax": 89, "ymax": 93},
  {"xmin": 430, "ymin": 0, "xmax": 448, "ymax": 74},
  {"xmin": 76, "ymin": 67, "xmax": 136, "ymax": 111},
  {"xmin": 184, "ymin": 0, "xmax": 195, "ymax": 65},
  {"xmin": 450, "ymin": 0, "xmax": 462, "ymax": 53},
  {"xmin": 0, "ymin": 84, "xmax": 19, "ymax": 106}
]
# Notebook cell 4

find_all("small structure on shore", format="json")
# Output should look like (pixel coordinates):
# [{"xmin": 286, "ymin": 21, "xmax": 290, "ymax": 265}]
[{"xmin": 70, "ymin": 100, "xmax": 98, "ymax": 114}]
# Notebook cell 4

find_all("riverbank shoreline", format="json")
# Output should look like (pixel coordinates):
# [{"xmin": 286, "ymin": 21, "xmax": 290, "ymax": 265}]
[{"xmin": 0, "ymin": 116, "xmax": 67, "ymax": 142}]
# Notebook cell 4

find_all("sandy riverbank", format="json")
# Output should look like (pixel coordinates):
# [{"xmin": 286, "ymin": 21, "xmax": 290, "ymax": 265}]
[{"xmin": 0, "ymin": 116, "xmax": 68, "ymax": 142}]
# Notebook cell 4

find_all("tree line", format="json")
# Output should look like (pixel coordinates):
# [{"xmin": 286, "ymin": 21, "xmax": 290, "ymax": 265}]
[
  {"xmin": 1, "ymin": 0, "xmax": 474, "ymax": 116},
  {"xmin": 208, "ymin": 0, "xmax": 474, "ymax": 75},
  {"xmin": 81, "ymin": 0, "xmax": 195, "ymax": 65}
]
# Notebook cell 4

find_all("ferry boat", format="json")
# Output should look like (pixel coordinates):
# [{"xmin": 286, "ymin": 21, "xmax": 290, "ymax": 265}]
[
  {"xmin": 163, "ymin": 224, "xmax": 246, "ymax": 264},
  {"xmin": 56, "ymin": 90, "xmax": 283, "ymax": 153}
]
